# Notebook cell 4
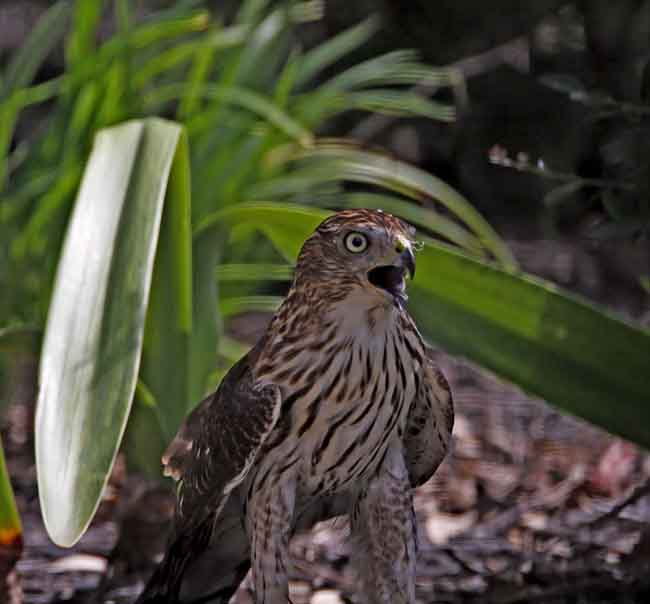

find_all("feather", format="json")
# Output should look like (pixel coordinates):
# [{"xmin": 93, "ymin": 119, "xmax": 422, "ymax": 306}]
[{"xmin": 403, "ymin": 346, "xmax": 454, "ymax": 487}]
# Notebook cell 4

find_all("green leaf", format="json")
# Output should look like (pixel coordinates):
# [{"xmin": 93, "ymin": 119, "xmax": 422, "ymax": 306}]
[
  {"xmin": 187, "ymin": 229, "xmax": 223, "ymax": 407},
  {"xmin": 12, "ymin": 165, "xmax": 83, "ymax": 261},
  {"xmin": 246, "ymin": 144, "xmax": 513, "ymax": 265},
  {"xmin": 0, "ymin": 435, "xmax": 21, "ymax": 547},
  {"xmin": 0, "ymin": 1, "xmax": 70, "ymax": 98},
  {"xmin": 341, "ymin": 90, "xmax": 455, "ymax": 121},
  {"xmin": 219, "ymin": 295, "xmax": 283, "ymax": 317},
  {"xmin": 409, "ymin": 245, "xmax": 650, "ymax": 449},
  {"xmin": 216, "ymin": 263, "xmax": 293, "ymax": 281},
  {"xmin": 302, "ymin": 145, "xmax": 515, "ymax": 266},
  {"xmin": 322, "ymin": 50, "xmax": 452, "ymax": 91},
  {"xmin": 177, "ymin": 35, "xmax": 218, "ymax": 119},
  {"xmin": 150, "ymin": 83, "xmax": 312, "ymax": 146},
  {"xmin": 195, "ymin": 202, "xmax": 329, "ymax": 261},
  {"xmin": 138, "ymin": 128, "xmax": 194, "ymax": 442},
  {"xmin": 66, "ymin": 0, "xmax": 105, "ymax": 69},
  {"xmin": 294, "ymin": 16, "xmax": 380, "ymax": 88},
  {"xmin": 35, "ymin": 118, "xmax": 187, "ymax": 546},
  {"xmin": 235, "ymin": 0, "xmax": 273, "ymax": 25}
]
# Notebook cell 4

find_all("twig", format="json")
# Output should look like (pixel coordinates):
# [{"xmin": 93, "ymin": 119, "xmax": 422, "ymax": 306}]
[
  {"xmin": 580, "ymin": 478, "xmax": 650, "ymax": 530},
  {"xmin": 488, "ymin": 145, "xmax": 636, "ymax": 192}
]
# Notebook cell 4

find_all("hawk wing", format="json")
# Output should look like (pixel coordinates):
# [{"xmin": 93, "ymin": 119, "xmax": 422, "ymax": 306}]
[
  {"xmin": 404, "ymin": 347, "xmax": 454, "ymax": 487},
  {"xmin": 136, "ymin": 340, "xmax": 282, "ymax": 602},
  {"xmin": 162, "ymin": 338, "xmax": 282, "ymax": 529}
]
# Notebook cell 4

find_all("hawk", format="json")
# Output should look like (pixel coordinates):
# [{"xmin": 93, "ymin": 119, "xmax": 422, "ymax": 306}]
[{"xmin": 136, "ymin": 209, "xmax": 453, "ymax": 604}]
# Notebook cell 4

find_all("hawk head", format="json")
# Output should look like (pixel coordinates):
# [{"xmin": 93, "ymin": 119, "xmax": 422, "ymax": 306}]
[{"xmin": 294, "ymin": 209, "xmax": 417, "ymax": 308}]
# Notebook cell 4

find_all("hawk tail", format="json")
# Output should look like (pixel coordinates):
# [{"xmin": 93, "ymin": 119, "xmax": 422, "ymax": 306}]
[
  {"xmin": 134, "ymin": 537, "xmax": 195, "ymax": 603},
  {"xmin": 135, "ymin": 517, "xmax": 213, "ymax": 604},
  {"xmin": 135, "ymin": 500, "xmax": 251, "ymax": 604}
]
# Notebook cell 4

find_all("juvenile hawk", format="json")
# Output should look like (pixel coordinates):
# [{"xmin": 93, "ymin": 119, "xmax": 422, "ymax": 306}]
[{"xmin": 136, "ymin": 209, "xmax": 453, "ymax": 604}]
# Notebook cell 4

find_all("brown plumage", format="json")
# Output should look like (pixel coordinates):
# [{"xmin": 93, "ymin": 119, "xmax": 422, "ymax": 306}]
[{"xmin": 136, "ymin": 209, "xmax": 453, "ymax": 604}]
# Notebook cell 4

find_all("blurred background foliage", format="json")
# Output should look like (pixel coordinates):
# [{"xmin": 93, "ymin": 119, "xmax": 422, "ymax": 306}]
[{"xmin": 0, "ymin": 0, "xmax": 649, "ymax": 562}]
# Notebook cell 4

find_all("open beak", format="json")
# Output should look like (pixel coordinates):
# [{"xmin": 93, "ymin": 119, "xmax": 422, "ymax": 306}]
[
  {"xmin": 401, "ymin": 246, "xmax": 415, "ymax": 280},
  {"xmin": 367, "ymin": 240, "xmax": 416, "ymax": 306}
]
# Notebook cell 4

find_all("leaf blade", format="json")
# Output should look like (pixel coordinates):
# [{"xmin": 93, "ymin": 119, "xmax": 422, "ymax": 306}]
[
  {"xmin": 35, "ymin": 118, "xmax": 185, "ymax": 546},
  {"xmin": 410, "ymin": 244, "xmax": 650, "ymax": 448}
]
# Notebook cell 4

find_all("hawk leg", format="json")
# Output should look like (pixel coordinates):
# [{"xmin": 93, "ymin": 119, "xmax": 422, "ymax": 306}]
[
  {"xmin": 351, "ymin": 444, "xmax": 416, "ymax": 604},
  {"xmin": 247, "ymin": 477, "xmax": 296, "ymax": 604}
]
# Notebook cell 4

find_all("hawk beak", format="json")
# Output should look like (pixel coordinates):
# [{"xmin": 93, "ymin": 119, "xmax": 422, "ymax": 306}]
[
  {"xmin": 401, "ymin": 247, "xmax": 416, "ymax": 280},
  {"xmin": 367, "ymin": 238, "xmax": 415, "ymax": 303}
]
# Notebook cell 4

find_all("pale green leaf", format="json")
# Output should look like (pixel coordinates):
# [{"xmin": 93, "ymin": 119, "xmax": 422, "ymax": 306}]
[{"xmin": 35, "ymin": 118, "xmax": 187, "ymax": 546}]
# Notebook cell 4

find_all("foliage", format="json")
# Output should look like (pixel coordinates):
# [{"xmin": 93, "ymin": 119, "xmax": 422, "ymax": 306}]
[{"xmin": 0, "ymin": 0, "xmax": 455, "ymax": 330}]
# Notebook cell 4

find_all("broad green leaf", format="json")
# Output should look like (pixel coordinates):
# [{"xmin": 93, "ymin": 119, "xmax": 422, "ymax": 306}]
[
  {"xmin": 137, "ymin": 127, "xmax": 193, "ymax": 445},
  {"xmin": 543, "ymin": 180, "xmax": 587, "ymax": 208},
  {"xmin": 195, "ymin": 202, "xmax": 328, "ymax": 261},
  {"xmin": 202, "ymin": 204, "xmax": 650, "ymax": 448},
  {"xmin": 0, "ymin": 436, "xmax": 21, "ymax": 547},
  {"xmin": 35, "ymin": 118, "xmax": 187, "ymax": 546},
  {"xmin": 409, "ymin": 246, "xmax": 650, "ymax": 449}
]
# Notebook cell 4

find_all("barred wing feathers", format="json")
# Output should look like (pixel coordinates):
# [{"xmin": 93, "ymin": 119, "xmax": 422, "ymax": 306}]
[
  {"xmin": 403, "ymin": 347, "xmax": 454, "ymax": 488},
  {"xmin": 163, "ymin": 346, "xmax": 281, "ymax": 526},
  {"xmin": 136, "ymin": 341, "xmax": 281, "ymax": 603}
]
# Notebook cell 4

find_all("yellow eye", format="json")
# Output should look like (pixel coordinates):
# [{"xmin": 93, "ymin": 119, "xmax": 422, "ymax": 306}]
[{"xmin": 344, "ymin": 231, "xmax": 369, "ymax": 253}]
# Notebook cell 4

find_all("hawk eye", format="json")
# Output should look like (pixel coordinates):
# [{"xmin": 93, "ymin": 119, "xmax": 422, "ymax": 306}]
[{"xmin": 344, "ymin": 231, "xmax": 369, "ymax": 253}]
